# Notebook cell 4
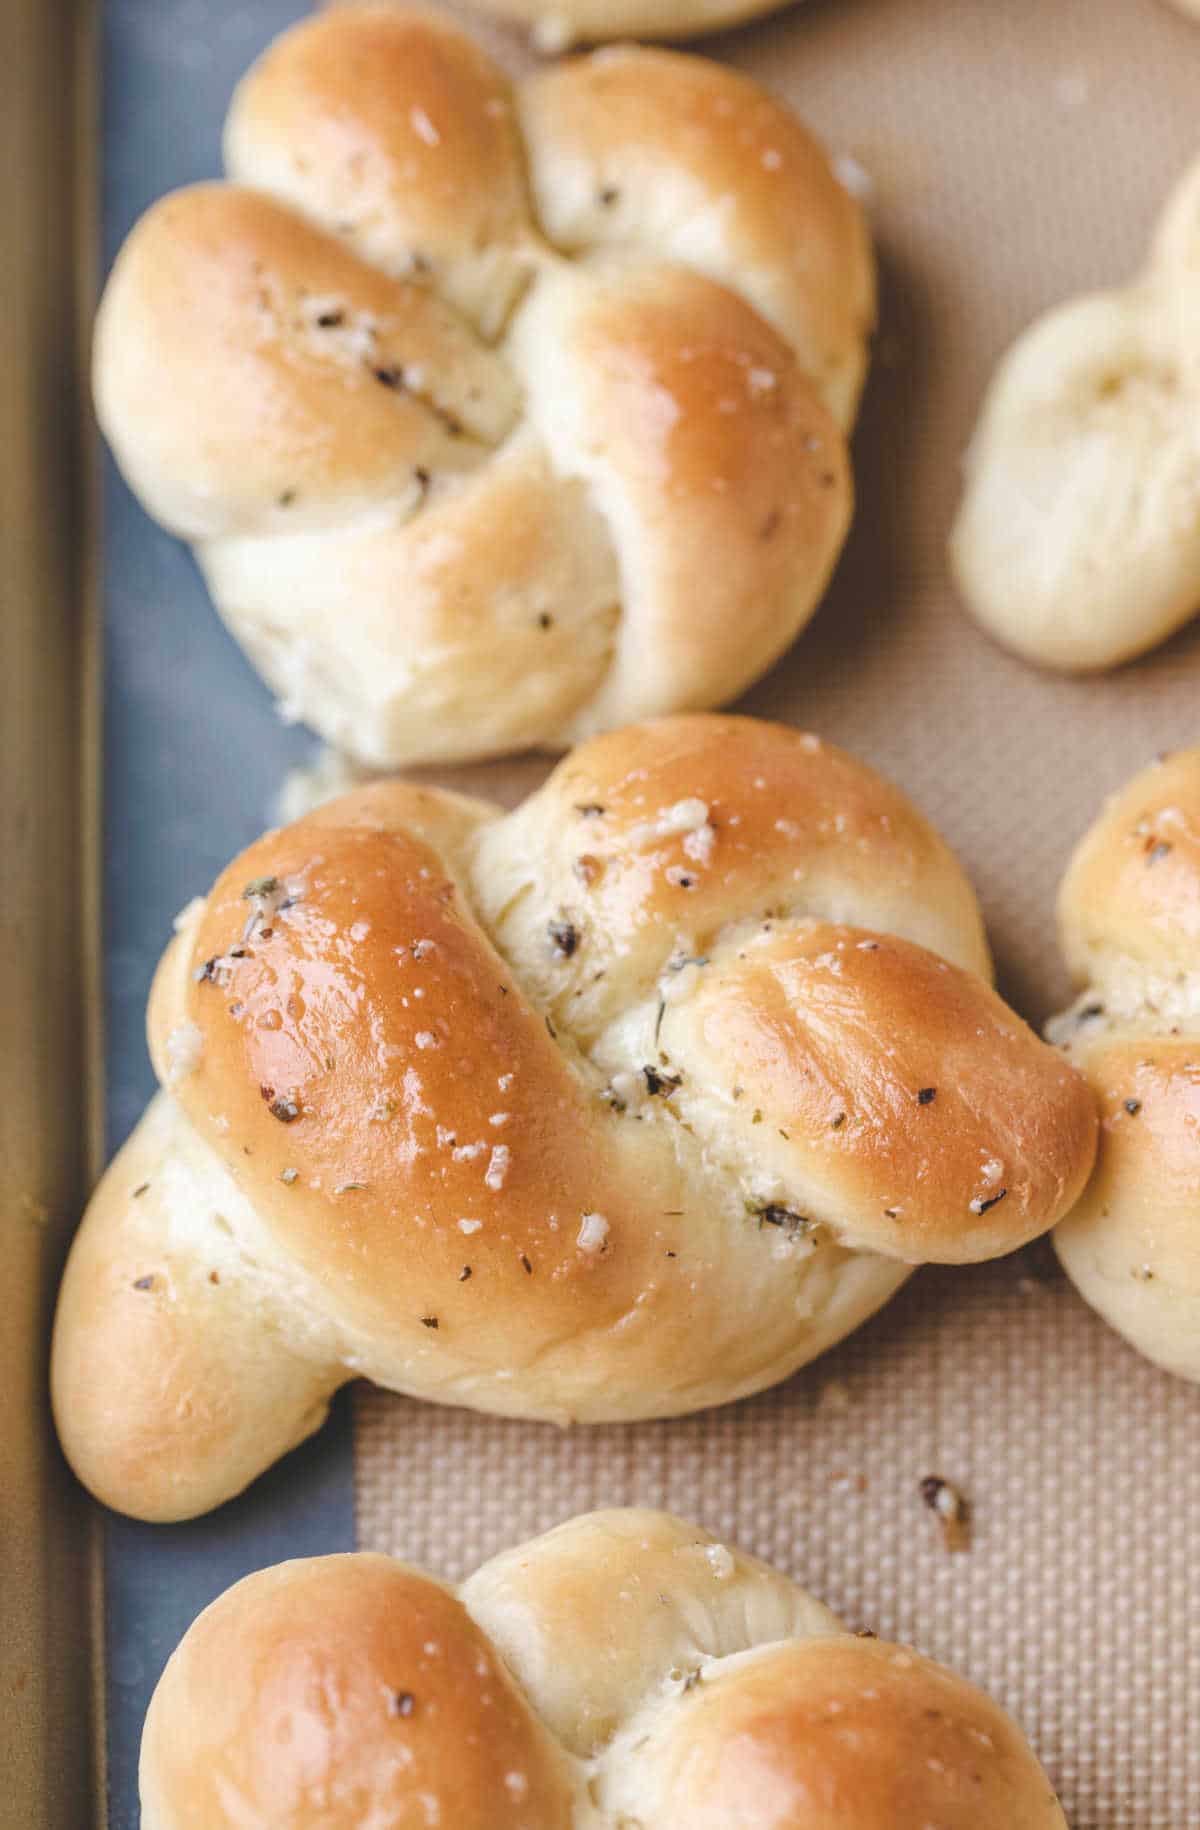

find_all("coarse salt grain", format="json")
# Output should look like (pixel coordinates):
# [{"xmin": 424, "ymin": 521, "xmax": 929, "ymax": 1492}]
[
  {"xmin": 485, "ymin": 1146, "xmax": 510, "ymax": 1191},
  {"xmin": 626, "ymin": 798, "xmax": 710, "ymax": 849},
  {"xmin": 410, "ymin": 106, "xmax": 440, "ymax": 146},
  {"xmin": 682, "ymin": 824, "xmax": 716, "ymax": 866},
  {"xmin": 577, "ymin": 1211, "xmax": 609, "ymax": 1253}
]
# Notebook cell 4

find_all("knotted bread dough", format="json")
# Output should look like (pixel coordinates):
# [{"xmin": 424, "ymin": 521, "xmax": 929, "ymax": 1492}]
[
  {"xmin": 94, "ymin": 5, "xmax": 872, "ymax": 767},
  {"xmin": 52, "ymin": 716, "xmax": 1096, "ymax": 1521},
  {"xmin": 139, "ymin": 1508, "xmax": 1068, "ymax": 1829}
]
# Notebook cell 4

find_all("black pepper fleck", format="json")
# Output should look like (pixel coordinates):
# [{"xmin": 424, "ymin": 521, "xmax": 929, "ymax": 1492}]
[
  {"xmin": 421, "ymin": 1316, "xmax": 439, "ymax": 1330},
  {"xmin": 750, "ymin": 1203, "xmax": 812, "ymax": 1236},
  {"xmin": 1124, "ymin": 1098, "xmax": 1142, "ymax": 1115},
  {"xmin": 132, "ymin": 1275, "xmax": 155, "ymax": 1292},
  {"xmin": 548, "ymin": 919, "xmax": 579, "ymax": 958}
]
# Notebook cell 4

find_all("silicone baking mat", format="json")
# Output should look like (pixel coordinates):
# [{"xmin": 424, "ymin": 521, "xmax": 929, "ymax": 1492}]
[{"xmin": 100, "ymin": 1, "xmax": 1200, "ymax": 1824}]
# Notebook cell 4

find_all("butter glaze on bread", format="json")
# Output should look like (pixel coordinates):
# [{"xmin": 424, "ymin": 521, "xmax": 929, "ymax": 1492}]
[
  {"xmin": 1051, "ymin": 749, "xmax": 1200, "ymax": 1379},
  {"xmin": 52, "ymin": 717, "xmax": 1096, "ymax": 1521},
  {"xmin": 92, "ymin": 5, "xmax": 873, "ymax": 767},
  {"xmin": 139, "ymin": 1508, "xmax": 1068, "ymax": 1828}
]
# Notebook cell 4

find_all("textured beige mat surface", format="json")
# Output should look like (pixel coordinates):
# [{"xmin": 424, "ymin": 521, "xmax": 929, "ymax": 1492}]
[{"xmin": 356, "ymin": 2, "xmax": 1200, "ymax": 1823}]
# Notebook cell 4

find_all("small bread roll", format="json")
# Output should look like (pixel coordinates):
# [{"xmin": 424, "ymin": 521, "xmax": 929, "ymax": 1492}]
[
  {"xmin": 1051, "ymin": 749, "xmax": 1200, "ymax": 1379},
  {"xmin": 951, "ymin": 149, "xmax": 1200, "ymax": 671},
  {"xmin": 93, "ymin": 5, "xmax": 873, "ymax": 768},
  {"xmin": 139, "ymin": 1508, "xmax": 1068, "ymax": 1829},
  {"xmin": 52, "ymin": 716, "xmax": 1096, "ymax": 1522}
]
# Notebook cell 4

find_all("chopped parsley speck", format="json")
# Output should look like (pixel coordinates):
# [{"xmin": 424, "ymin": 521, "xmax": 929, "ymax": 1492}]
[
  {"xmin": 242, "ymin": 876, "xmax": 279, "ymax": 900},
  {"xmin": 548, "ymin": 919, "xmax": 579, "ymax": 958}
]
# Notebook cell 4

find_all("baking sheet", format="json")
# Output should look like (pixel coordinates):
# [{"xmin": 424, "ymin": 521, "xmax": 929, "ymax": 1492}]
[
  {"xmin": 96, "ymin": 0, "xmax": 1200, "ymax": 1825},
  {"xmin": 4, "ymin": 0, "xmax": 101, "ymax": 1824},
  {"xmin": 99, "ymin": 5, "xmax": 355, "ymax": 1823}
]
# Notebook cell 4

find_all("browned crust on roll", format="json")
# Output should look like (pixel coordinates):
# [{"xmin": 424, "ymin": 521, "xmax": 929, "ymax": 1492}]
[
  {"xmin": 140, "ymin": 1556, "xmax": 577, "ymax": 1830},
  {"xmin": 1052, "ymin": 748, "xmax": 1200, "ymax": 1380},
  {"xmin": 93, "ymin": 7, "xmax": 873, "ymax": 768},
  {"xmin": 139, "ymin": 1509, "xmax": 1067, "ymax": 1829},
  {"xmin": 53, "ymin": 718, "xmax": 1096, "ymax": 1519}
]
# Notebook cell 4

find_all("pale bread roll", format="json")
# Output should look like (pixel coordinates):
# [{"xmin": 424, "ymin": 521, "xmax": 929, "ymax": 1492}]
[
  {"xmin": 951, "ymin": 147, "xmax": 1200, "ymax": 671},
  {"xmin": 1051, "ymin": 748, "xmax": 1200, "ymax": 1379},
  {"xmin": 93, "ymin": 5, "xmax": 873, "ymax": 768}
]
